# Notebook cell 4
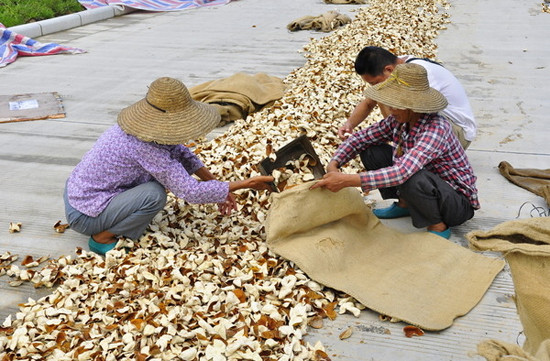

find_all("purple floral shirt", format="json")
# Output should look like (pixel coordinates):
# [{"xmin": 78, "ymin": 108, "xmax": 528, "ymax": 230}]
[{"xmin": 66, "ymin": 125, "xmax": 228, "ymax": 217}]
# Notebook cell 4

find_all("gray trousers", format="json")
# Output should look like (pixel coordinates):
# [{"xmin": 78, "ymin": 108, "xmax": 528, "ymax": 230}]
[
  {"xmin": 360, "ymin": 144, "xmax": 474, "ymax": 228},
  {"xmin": 64, "ymin": 181, "xmax": 167, "ymax": 240}
]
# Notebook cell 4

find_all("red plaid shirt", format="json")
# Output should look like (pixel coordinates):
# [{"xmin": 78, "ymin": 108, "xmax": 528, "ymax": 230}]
[{"xmin": 332, "ymin": 113, "xmax": 480, "ymax": 209}]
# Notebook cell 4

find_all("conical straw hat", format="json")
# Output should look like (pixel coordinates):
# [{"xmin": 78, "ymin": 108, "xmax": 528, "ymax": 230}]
[
  {"xmin": 364, "ymin": 63, "xmax": 448, "ymax": 113},
  {"xmin": 118, "ymin": 77, "xmax": 221, "ymax": 145}
]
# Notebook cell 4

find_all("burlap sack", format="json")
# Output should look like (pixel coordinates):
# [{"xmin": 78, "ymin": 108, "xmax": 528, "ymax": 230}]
[
  {"xmin": 287, "ymin": 11, "xmax": 351, "ymax": 33},
  {"xmin": 189, "ymin": 73, "xmax": 286, "ymax": 124},
  {"xmin": 266, "ymin": 182, "xmax": 504, "ymax": 330},
  {"xmin": 467, "ymin": 217, "xmax": 550, "ymax": 360},
  {"xmin": 476, "ymin": 340, "xmax": 550, "ymax": 361},
  {"xmin": 498, "ymin": 161, "xmax": 550, "ymax": 207}
]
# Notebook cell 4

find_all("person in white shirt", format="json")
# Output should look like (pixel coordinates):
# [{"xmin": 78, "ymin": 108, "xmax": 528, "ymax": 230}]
[{"xmin": 338, "ymin": 46, "xmax": 476, "ymax": 149}]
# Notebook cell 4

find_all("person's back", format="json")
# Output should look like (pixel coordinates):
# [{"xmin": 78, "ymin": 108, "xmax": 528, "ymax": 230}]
[
  {"xmin": 340, "ymin": 46, "xmax": 476, "ymax": 150},
  {"xmin": 402, "ymin": 56, "xmax": 476, "ymax": 144}
]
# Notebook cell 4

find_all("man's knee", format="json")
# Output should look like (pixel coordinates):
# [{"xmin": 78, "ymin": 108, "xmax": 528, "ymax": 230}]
[
  {"xmin": 360, "ymin": 144, "xmax": 393, "ymax": 170},
  {"xmin": 399, "ymin": 170, "xmax": 439, "ymax": 200}
]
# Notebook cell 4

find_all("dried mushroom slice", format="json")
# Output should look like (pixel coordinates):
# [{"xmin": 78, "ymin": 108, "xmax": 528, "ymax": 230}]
[
  {"xmin": 53, "ymin": 220, "xmax": 70, "ymax": 233},
  {"xmin": 8, "ymin": 222, "xmax": 22, "ymax": 233},
  {"xmin": 403, "ymin": 325, "xmax": 425, "ymax": 338}
]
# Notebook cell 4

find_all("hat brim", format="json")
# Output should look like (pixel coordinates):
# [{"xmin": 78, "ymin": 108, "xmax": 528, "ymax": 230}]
[
  {"xmin": 117, "ymin": 97, "xmax": 220, "ymax": 145},
  {"xmin": 364, "ymin": 85, "xmax": 448, "ymax": 114}
]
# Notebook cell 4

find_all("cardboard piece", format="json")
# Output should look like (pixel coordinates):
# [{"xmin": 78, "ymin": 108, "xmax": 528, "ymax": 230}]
[{"xmin": 0, "ymin": 92, "xmax": 66, "ymax": 123}]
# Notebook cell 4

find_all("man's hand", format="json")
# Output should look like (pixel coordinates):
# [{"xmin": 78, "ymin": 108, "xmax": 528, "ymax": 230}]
[
  {"xmin": 338, "ymin": 98, "xmax": 377, "ymax": 140},
  {"xmin": 338, "ymin": 122, "xmax": 354, "ymax": 140},
  {"xmin": 309, "ymin": 172, "xmax": 361, "ymax": 192}
]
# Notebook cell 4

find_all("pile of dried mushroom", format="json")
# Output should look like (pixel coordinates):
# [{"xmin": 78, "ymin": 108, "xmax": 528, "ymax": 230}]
[{"xmin": 0, "ymin": 0, "xmax": 450, "ymax": 359}]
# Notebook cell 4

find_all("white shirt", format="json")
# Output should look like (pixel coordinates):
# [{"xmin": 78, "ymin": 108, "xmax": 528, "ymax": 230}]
[{"xmin": 401, "ymin": 55, "xmax": 477, "ymax": 142}]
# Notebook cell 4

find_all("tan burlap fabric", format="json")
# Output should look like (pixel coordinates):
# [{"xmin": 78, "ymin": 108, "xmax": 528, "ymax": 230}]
[
  {"xmin": 189, "ymin": 73, "xmax": 286, "ymax": 125},
  {"xmin": 265, "ymin": 182, "xmax": 504, "ymax": 330},
  {"xmin": 476, "ymin": 340, "xmax": 550, "ymax": 361},
  {"xmin": 287, "ymin": 10, "xmax": 351, "ymax": 33},
  {"xmin": 499, "ymin": 161, "xmax": 550, "ymax": 207},
  {"xmin": 467, "ymin": 217, "xmax": 550, "ymax": 361}
]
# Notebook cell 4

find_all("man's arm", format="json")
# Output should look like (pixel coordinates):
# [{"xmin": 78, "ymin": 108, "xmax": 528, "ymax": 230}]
[
  {"xmin": 338, "ymin": 98, "xmax": 378, "ymax": 139},
  {"xmin": 326, "ymin": 159, "xmax": 340, "ymax": 173},
  {"xmin": 309, "ymin": 172, "xmax": 362, "ymax": 192}
]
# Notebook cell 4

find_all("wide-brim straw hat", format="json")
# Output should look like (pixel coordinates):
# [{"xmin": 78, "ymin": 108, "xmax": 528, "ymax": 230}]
[
  {"xmin": 118, "ymin": 77, "xmax": 221, "ymax": 145},
  {"xmin": 363, "ymin": 63, "xmax": 448, "ymax": 113}
]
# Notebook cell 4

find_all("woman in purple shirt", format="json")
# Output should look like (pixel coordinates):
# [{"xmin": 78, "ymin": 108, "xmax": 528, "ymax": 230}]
[
  {"xmin": 64, "ymin": 77, "xmax": 273, "ymax": 255},
  {"xmin": 311, "ymin": 63, "xmax": 479, "ymax": 239}
]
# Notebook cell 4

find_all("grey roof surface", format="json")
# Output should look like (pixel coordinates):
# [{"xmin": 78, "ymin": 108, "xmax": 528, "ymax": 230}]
[{"xmin": 1, "ymin": 0, "xmax": 549, "ymax": 359}]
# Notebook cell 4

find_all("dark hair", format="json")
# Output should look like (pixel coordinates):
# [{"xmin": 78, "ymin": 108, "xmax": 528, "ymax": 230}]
[{"xmin": 354, "ymin": 46, "xmax": 398, "ymax": 76}]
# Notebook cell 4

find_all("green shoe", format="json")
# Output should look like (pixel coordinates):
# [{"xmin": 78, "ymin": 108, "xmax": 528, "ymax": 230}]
[
  {"xmin": 428, "ymin": 228, "xmax": 451, "ymax": 239},
  {"xmin": 88, "ymin": 237, "xmax": 117, "ymax": 255},
  {"xmin": 372, "ymin": 202, "xmax": 410, "ymax": 219}
]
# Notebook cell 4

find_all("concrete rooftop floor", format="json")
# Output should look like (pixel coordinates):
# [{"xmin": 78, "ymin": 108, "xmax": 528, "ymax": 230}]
[{"xmin": 1, "ymin": 0, "xmax": 550, "ymax": 360}]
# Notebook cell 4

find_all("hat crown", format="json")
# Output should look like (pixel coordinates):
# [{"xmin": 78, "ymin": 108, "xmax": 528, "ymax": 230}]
[
  {"xmin": 364, "ymin": 63, "xmax": 448, "ymax": 113},
  {"xmin": 117, "ymin": 77, "xmax": 221, "ymax": 145},
  {"xmin": 146, "ymin": 77, "xmax": 192, "ymax": 113},
  {"xmin": 381, "ymin": 63, "xmax": 429, "ymax": 91}
]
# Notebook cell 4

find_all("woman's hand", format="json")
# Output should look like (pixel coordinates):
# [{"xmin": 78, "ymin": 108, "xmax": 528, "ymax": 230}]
[
  {"xmin": 219, "ymin": 176, "xmax": 274, "ymax": 215},
  {"xmin": 246, "ymin": 176, "xmax": 275, "ymax": 190},
  {"xmin": 218, "ymin": 193, "xmax": 238, "ymax": 215},
  {"xmin": 309, "ymin": 172, "xmax": 361, "ymax": 192}
]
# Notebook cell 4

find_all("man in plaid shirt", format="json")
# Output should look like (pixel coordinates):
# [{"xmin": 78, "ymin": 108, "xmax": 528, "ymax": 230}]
[{"xmin": 311, "ymin": 63, "xmax": 479, "ymax": 239}]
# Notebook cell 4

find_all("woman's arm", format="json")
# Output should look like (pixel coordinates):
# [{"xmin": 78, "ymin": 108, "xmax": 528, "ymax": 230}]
[
  {"xmin": 193, "ymin": 166, "xmax": 273, "ymax": 215},
  {"xmin": 194, "ymin": 166, "xmax": 273, "ymax": 191}
]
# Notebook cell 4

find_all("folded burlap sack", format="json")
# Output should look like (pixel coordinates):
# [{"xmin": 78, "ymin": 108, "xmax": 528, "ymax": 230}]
[
  {"xmin": 266, "ymin": 182, "xmax": 504, "ymax": 330},
  {"xmin": 287, "ymin": 10, "xmax": 351, "ymax": 33},
  {"xmin": 467, "ymin": 217, "xmax": 550, "ymax": 361},
  {"xmin": 476, "ymin": 340, "xmax": 550, "ymax": 361},
  {"xmin": 498, "ymin": 161, "xmax": 550, "ymax": 207},
  {"xmin": 189, "ymin": 72, "xmax": 286, "ymax": 125}
]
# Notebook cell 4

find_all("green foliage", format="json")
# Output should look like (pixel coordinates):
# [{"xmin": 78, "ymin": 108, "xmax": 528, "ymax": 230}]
[{"xmin": 0, "ymin": 0, "xmax": 85, "ymax": 28}]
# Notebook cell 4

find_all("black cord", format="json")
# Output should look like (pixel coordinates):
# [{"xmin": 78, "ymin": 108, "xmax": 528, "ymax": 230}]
[
  {"xmin": 516, "ymin": 330, "xmax": 524, "ymax": 346},
  {"xmin": 515, "ymin": 201, "xmax": 549, "ymax": 218}
]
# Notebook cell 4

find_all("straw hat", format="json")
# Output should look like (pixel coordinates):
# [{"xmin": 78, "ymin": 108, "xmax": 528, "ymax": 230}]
[
  {"xmin": 363, "ymin": 63, "xmax": 448, "ymax": 113},
  {"xmin": 118, "ymin": 77, "xmax": 221, "ymax": 145}
]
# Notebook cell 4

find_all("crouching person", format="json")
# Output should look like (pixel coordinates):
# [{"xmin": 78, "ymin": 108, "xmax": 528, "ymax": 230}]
[
  {"xmin": 311, "ymin": 63, "xmax": 479, "ymax": 239},
  {"xmin": 64, "ymin": 77, "xmax": 273, "ymax": 255}
]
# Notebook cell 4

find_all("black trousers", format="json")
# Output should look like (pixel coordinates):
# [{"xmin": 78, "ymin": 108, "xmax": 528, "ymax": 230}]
[{"xmin": 360, "ymin": 144, "xmax": 474, "ymax": 228}]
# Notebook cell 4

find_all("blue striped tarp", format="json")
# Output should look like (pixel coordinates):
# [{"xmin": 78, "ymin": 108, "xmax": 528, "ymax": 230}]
[
  {"xmin": 1, "ymin": 23, "xmax": 85, "ymax": 68},
  {"xmin": 78, "ymin": 0, "xmax": 232, "ymax": 11}
]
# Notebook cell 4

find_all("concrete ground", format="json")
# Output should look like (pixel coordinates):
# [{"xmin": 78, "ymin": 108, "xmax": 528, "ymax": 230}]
[{"xmin": 1, "ymin": 0, "xmax": 549, "ymax": 360}]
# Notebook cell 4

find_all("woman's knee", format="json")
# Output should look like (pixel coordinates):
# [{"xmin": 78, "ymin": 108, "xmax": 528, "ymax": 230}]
[
  {"xmin": 142, "ymin": 182, "xmax": 167, "ymax": 212},
  {"xmin": 65, "ymin": 213, "xmax": 95, "ymax": 236}
]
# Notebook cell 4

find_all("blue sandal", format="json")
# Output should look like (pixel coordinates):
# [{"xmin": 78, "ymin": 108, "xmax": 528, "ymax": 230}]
[
  {"xmin": 428, "ymin": 228, "xmax": 451, "ymax": 239},
  {"xmin": 88, "ymin": 237, "xmax": 117, "ymax": 255},
  {"xmin": 372, "ymin": 202, "xmax": 410, "ymax": 219}
]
